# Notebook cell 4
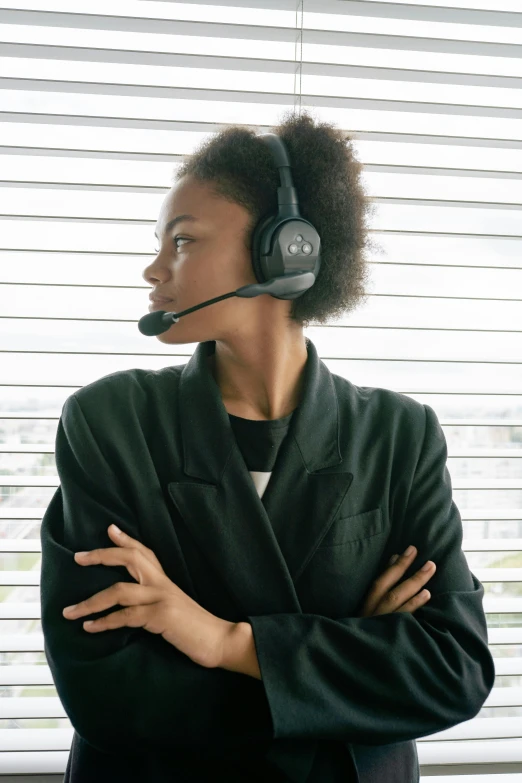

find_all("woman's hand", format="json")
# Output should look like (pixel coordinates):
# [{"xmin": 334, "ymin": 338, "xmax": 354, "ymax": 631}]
[
  {"xmin": 357, "ymin": 545, "xmax": 436, "ymax": 617},
  {"xmin": 62, "ymin": 524, "xmax": 235, "ymax": 669}
]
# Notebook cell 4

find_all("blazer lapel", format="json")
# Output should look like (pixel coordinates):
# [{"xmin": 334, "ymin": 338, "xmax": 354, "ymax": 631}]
[{"xmin": 168, "ymin": 337, "xmax": 354, "ymax": 618}]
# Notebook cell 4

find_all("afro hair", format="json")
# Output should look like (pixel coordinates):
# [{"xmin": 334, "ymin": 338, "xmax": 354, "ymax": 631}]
[{"xmin": 173, "ymin": 108, "xmax": 378, "ymax": 330}]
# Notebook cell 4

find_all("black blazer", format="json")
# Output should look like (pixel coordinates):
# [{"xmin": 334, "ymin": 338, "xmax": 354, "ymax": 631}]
[{"xmin": 40, "ymin": 337, "xmax": 495, "ymax": 783}]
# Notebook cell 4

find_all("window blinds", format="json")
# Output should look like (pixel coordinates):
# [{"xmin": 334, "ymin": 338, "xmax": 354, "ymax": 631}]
[{"xmin": 1, "ymin": 0, "xmax": 522, "ymax": 779}]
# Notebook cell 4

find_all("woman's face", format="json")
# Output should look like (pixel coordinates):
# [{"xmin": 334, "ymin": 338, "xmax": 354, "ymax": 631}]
[{"xmin": 142, "ymin": 174, "xmax": 261, "ymax": 347}]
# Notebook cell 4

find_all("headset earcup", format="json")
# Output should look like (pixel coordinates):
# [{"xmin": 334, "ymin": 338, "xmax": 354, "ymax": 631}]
[{"xmin": 251, "ymin": 212, "xmax": 276, "ymax": 284}]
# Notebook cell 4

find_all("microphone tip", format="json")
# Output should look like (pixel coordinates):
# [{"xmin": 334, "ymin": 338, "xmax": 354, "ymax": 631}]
[{"xmin": 138, "ymin": 310, "xmax": 171, "ymax": 336}]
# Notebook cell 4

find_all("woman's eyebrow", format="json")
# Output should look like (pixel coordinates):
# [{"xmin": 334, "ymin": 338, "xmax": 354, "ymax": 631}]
[{"xmin": 154, "ymin": 214, "xmax": 199, "ymax": 239}]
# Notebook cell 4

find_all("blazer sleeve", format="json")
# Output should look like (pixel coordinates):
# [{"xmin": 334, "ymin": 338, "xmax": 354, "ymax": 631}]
[
  {"xmin": 40, "ymin": 393, "xmax": 274, "ymax": 757},
  {"xmin": 247, "ymin": 403, "xmax": 496, "ymax": 745}
]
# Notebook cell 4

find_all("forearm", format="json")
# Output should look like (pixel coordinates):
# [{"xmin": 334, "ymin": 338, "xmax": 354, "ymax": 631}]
[{"xmin": 218, "ymin": 621, "xmax": 262, "ymax": 680}]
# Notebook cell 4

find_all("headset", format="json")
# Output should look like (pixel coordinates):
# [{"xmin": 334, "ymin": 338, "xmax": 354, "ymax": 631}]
[
  {"xmin": 250, "ymin": 132, "xmax": 321, "ymax": 300},
  {"xmin": 138, "ymin": 131, "xmax": 322, "ymax": 336}
]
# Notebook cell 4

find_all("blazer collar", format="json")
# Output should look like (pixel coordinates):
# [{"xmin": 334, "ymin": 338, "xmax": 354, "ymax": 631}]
[
  {"xmin": 179, "ymin": 336, "xmax": 343, "ymax": 482},
  {"xmin": 169, "ymin": 337, "xmax": 354, "ymax": 620}
]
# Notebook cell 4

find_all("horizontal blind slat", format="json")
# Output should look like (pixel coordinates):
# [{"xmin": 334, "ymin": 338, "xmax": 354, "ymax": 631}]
[
  {"xmin": 3, "ymin": 324, "xmax": 522, "ymax": 362},
  {"xmin": 3, "ymin": 0, "xmax": 522, "ymax": 25},
  {"xmin": 4, "ymin": 510, "xmax": 522, "ymax": 521},
  {"xmin": 3, "ymin": 536, "xmax": 522, "ymax": 551},
  {"xmin": 2, "ymin": 572, "xmax": 522, "ymax": 590},
  {"xmin": 2, "ymin": 6, "xmax": 521, "ymax": 48},
  {"xmin": 418, "ymin": 738, "xmax": 522, "ymax": 764},
  {"xmin": 1, "ymin": 657, "xmax": 520, "ymax": 682},
  {"xmin": 3, "ymin": 353, "xmax": 522, "ymax": 390},
  {"xmin": 3, "ymin": 59, "xmax": 522, "ymax": 111},
  {"xmin": 7, "ymin": 691, "xmax": 522, "ymax": 722},
  {"xmin": 3, "ymin": 92, "xmax": 522, "ymax": 140},
  {"xmin": 4, "ymin": 476, "xmax": 522, "ymax": 489},
  {"xmin": 4, "ymin": 444, "xmax": 522, "ymax": 456},
  {"xmin": 3, "ymin": 596, "xmax": 522, "ymax": 615}
]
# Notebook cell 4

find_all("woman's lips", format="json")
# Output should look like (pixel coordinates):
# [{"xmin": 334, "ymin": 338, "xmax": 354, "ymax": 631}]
[{"xmin": 148, "ymin": 299, "xmax": 173, "ymax": 311}]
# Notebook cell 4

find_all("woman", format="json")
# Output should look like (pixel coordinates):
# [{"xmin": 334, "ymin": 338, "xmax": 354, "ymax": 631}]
[{"xmin": 40, "ymin": 110, "xmax": 494, "ymax": 783}]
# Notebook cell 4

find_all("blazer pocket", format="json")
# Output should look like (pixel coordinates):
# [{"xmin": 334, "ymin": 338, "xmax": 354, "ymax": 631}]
[{"xmin": 318, "ymin": 507, "xmax": 383, "ymax": 548}]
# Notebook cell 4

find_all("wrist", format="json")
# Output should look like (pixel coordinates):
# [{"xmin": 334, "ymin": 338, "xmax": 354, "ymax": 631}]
[
  {"xmin": 219, "ymin": 621, "xmax": 261, "ymax": 679},
  {"xmin": 219, "ymin": 620, "xmax": 244, "ymax": 670}
]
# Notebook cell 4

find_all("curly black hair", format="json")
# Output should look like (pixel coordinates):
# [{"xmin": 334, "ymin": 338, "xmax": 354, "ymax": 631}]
[{"xmin": 173, "ymin": 108, "xmax": 379, "ymax": 330}]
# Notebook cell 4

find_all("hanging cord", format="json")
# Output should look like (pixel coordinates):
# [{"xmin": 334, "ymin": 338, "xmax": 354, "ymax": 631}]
[{"xmin": 293, "ymin": 0, "xmax": 304, "ymax": 118}]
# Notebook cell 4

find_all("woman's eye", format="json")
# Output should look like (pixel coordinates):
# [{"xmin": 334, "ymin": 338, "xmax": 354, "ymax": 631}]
[{"xmin": 153, "ymin": 237, "xmax": 190, "ymax": 254}]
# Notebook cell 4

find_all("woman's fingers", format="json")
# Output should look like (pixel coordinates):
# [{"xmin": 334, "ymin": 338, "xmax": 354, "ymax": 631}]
[
  {"xmin": 361, "ymin": 546, "xmax": 419, "ymax": 616},
  {"xmin": 359, "ymin": 545, "xmax": 436, "ymax": 617},
  {"xmin": 375, "ymin": 558, "xmax": 436, "ymax": 615},
  {"xmin": 108, "ymin": 524, "xmax": 166, "ymax": 575},
  {"xmin": 393, "ymin": 589, "xmax": 431, "ymax": 615}
]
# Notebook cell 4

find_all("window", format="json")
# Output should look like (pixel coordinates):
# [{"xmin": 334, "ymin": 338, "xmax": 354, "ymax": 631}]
[{"xmin": 1, "ymin": 0, "xmax": 521, "ymax": 779}]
